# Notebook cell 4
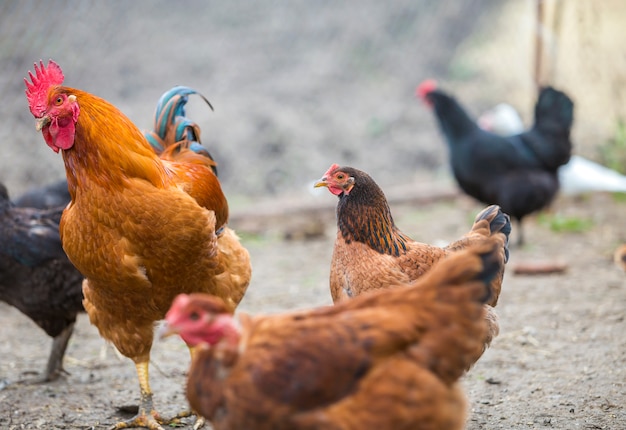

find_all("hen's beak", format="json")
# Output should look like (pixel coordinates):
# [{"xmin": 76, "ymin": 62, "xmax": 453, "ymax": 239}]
[
  {"xmin": 314, "ymin": 178, "xmax": 328, "ymax": 188},
  {"xmin": 35, "ymin": 115, "xmax": 50, "ymax": 131},
  {"xmin": 156, "ymin": 321, "xmax": 178, "ymax": 340}
]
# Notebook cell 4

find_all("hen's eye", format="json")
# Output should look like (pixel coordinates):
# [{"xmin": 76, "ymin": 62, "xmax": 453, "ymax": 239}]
[
  {"xmin": 189, "ymin": 312, "xmax": 200, "ymax": 321},
  {"xmin": 336, "ymin": 174, "xmax": 344, "ymax": 180}
]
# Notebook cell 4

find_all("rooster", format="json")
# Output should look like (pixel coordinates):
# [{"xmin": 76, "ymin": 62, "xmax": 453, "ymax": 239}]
[
  {"xmin": 160, "ymin": 238, "xmax": 504, "ymax": 430},
  {"xmin": 0, "ymin": 182, "xmax": 84, "ymax": 383},
  {"xmin": 315, "ymin": 164, "xmax": 510, "ymax": 350},
  {"xmin": 417, "ymin": 80, "xmax": 573, "ymax": 245},
  {"xmin": 25, "ymin": 60, "xmax": 251, "ymax": 430},
  {"xmin": 15, "ymin": 87, "xmax": 215, "ymax": 212}
]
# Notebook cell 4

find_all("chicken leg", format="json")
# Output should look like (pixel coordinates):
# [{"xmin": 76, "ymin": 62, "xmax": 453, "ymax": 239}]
[
  {"xmin": 109, "ymin": 360, "xmax": 191, "ymax": 430},
  {"xmin": 14, "ymin": 322, "xmax": 75, "ymax": 385},
  {"xmin": 43, "ymin": 322, "xmax": 75, "ymax": 382}
]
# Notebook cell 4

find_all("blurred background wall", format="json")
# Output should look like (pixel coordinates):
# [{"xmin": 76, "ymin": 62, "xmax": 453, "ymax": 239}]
[{"xmin": 1, "ymin": 0, "xmax": 624, "ymax": 201}]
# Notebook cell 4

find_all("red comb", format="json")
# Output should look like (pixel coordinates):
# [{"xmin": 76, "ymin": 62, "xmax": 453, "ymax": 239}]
[
  {"xmin": 24, "ymin": 59, "xmax": 65, "ymax": 117},
  {"xmin": 323, "ymin": 163, "xmax": 341, "ymax": 178},
  {"xmin": 415, "ymin": 79, "xmax": 437, "ymax": 99}
]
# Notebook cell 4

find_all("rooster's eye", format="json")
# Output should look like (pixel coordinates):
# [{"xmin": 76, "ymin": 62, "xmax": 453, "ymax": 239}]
[
  {"xmin": 189, "ymin": 312, "xmax": 200, "ymax": 321},
  {"xmin": 54, "ymin": 96, "xmax": 64, "ymax": 105}
]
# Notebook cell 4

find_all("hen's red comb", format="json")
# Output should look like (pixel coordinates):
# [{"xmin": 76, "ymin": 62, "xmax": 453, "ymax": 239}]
[
  {"xmin": 323, "ymin": 163, "xmax": 341, "ymax": 178},
  {"xmin": 415, "ymin": 79, "xmax": 437, "ymax": 99},
  {"xmin": 24, "ymin": 59, "xmax": 64, "ymax": 117}
]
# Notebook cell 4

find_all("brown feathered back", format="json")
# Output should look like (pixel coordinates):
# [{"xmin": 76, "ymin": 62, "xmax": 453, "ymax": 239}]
[{"xmin": 175, "ymin": 238, "xmax": 503, "ymax": 430}]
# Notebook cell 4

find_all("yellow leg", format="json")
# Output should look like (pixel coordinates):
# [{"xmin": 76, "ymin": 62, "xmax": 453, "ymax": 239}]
[
  {"xmin": 108, "ymin": 361, "xmax": 191, "ymax": 430},
  {"xmin": 136, "ymin": 361, "xmax": 152, "ymax": 406}
]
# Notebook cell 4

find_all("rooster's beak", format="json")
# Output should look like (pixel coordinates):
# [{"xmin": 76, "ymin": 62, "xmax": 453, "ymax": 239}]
[
  {"xmin": 35, "ymin": 115, "xmax": 50, "ymax": 131},
  {"xmin": 314, "ymin": 178, "xmax": 328, "ymax": 188}
]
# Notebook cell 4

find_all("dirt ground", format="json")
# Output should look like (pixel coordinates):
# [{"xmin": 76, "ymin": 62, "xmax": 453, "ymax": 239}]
[{"xmin": 0, "ymin": 187, "xmax": 624, "ymax": 430}]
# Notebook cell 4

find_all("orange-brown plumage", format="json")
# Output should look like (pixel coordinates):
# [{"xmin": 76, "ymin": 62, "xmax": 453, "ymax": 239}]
[
  {"xmin": 159, "ymin": 150, "xmax": 228, "ymax": 231},
  {"xmin": 315, "ymin": 164, "xmax": 511, "ymax": 351},
  {"xmin": 162, "ymin": 238, "xmax": 503, "ymax": 430},
  {"xmin": 25, "ymin": 60, "xmax": 251, "ymax": 429}
]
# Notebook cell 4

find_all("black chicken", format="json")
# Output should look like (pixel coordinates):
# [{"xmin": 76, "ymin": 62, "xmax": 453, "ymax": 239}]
[
  {"xmin": 0, "ymin": 182, "xmax": 84, "ymax": 382},
  {"xmin": 417, "ymin": 80, "xmax": 573, "ymax": 245},
  {"xmin": 14, "ymin": 179, "xmax": 71, "ymax": 209}
]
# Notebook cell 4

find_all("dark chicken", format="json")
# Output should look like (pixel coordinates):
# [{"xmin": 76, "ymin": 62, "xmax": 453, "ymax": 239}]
[
  {"xmin": 14, "ymin": 179, "xmax": 71, "ymax": 209},
  {"xmin": 417, "ymin": 80, "xmax": 573, "ymax": 245},
  {"xmin": 0, "ymin": 182, "xmax": 84, "ymax": 382}
]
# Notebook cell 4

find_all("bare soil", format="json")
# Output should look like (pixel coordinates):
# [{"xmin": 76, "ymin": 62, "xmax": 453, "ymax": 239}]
[{"xmin": 1, "ymin": 188, "xmax": 625, "ymax": 430}]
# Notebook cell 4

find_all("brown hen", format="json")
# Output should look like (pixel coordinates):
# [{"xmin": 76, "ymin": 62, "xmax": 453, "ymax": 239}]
[
  {"xmin": 315, "ymin": 164, "xmax": 511, "ymax": 348},
  {"xmin": 161, "ymin": 238, "xmax": 503, "ymax": 430}
]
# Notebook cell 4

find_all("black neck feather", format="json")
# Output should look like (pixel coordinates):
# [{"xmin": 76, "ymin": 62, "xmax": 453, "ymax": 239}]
[{"xmin": 431, "ymin": 91, "xmax": 478, "ymax": 142}]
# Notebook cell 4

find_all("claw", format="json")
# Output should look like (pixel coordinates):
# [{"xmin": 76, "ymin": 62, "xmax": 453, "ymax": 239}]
[
  {"xmin": 193, "ymin": 416, "xmax": 206, "ymax": 430},
  {"xmin": 107, "ymin": 361, "xmax": 187, "ymax": 429},
  {"xmin": 108, "ymin": 411, "xmax": 165, "ymax": 430},
  {"xmin": 108, "ymin": 408, "xmax": 192, "ymax": 430}
]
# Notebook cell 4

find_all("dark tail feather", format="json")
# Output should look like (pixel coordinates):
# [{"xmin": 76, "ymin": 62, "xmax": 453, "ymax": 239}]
[
  {"xmin": 534, "ymin": 86, "xmax": 574, "ymax": 132},
  {"xmin": 473, "ymin": 205, "xmax": 511, "ymax": 263},
  {"xmin": 475, "ymin": 241, "xmax": 505, "ymax": 304},
  {"xmin": 152, "ymin": 86, "xmax": 214, "ymax": 141},
  {"xmin": 432, "ymin": 235, "xmax": 507, "ymax": 306},
  {"xmin": 144, "ymin": 86, "xmax": 218, "ymax": 176},
  {"xmin": 526, "ymin": 86, "xmax": 574, "ymax": 170}
]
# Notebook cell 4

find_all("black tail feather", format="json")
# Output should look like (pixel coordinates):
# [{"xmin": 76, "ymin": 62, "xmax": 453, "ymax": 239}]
[{"xmin": 474, "ymin": 205, "xmax": 512, "ymax": 262}]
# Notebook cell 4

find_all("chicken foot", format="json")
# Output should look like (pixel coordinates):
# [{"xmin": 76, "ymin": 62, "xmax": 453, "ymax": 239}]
[
  {"xmin": 13, "ymin": 322, "xmax": 75, "ymax": 385},
  {"xmin": 43, "ymin": 322, "xmax": 75, "ymax": 382},
  {"xmin": 108, "ymin": 361, "xmax": 191, "ymax": 430}
]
